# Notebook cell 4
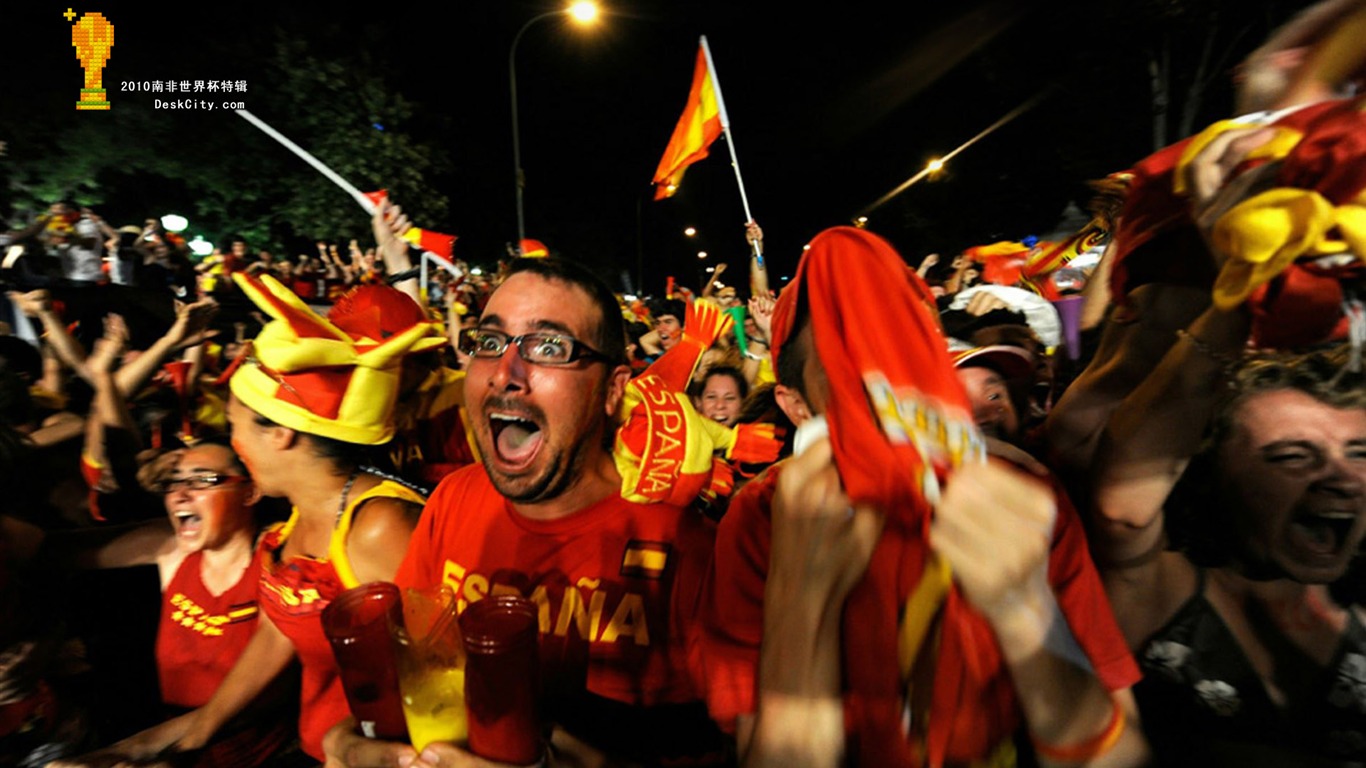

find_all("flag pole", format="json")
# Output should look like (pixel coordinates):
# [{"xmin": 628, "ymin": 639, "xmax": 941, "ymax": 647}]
[
  {"xmin": 235, "ymin": 109, "xmax": 465, "ymax": 298},
  {"xmin": 699, "ymin": 37, "xmax": 768, "ymax": 294},
  {"xmin": 235, "ymin": 109, "xmax": 376, "ymax": 214}
]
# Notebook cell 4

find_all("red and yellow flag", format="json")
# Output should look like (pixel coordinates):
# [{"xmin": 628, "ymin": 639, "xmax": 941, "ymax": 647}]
[
  {"xmin": 401, "ymin": 227, "xmax": 457, "ymax": 259},
  {"xmin": 652, "ymin": 41, "xmax": 725, "ymax": 200}
]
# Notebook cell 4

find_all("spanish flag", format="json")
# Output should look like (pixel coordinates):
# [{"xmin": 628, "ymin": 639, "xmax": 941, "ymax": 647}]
[
  {"xmin": 401, "ymin": 227, "xmax": 457, "ymax": 259},
  {"xmin": 652, "ymin": 37, "xmax": 728, "ymax": 201},
  {"xmin": 620, "ymin": 540, "xmax": 671, "ymax": 580}
]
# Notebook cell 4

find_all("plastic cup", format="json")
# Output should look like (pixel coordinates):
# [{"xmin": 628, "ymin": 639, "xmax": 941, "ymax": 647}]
[
  {"xmin": 394, "ymin": 586, "xmax": 467, "ymax": 752},
  {"xmin": 460, "ymin": 595, "xmax": 543, "ymax": 765},
  {"xmin": 321, "ymin": 582, "xmax": 409, "ymax": 741}
]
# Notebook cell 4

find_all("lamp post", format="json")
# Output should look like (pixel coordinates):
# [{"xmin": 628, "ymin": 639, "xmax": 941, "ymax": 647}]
[{"xmin": 510, "ymin": 1, "xmax": 600, "ymax": 253}]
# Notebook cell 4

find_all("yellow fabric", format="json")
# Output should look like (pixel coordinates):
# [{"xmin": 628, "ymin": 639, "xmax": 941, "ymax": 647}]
[
  {"xmin": 1211, "ymin": 187, "xmax": 1366, "ymax": 309},
  {"xmin": 1172, "ymin": 121, "xmax": 1304, "ymax": 196},
  {"xmin": 229, "ymin": 274, "xmax": 441, "ymax": 444},
  {"xmin": 898, "ymin": 551, "xmax": 952, "ymax": 680},
  {"xmin": 329, "ymin": 479, "xmax": 426, "ymax": 589},
  {"xmin": 193, "ymin": 389, "xmax": 228, "ymax": 434},
  {"xmin": 752, "ymin": 355, "xmax": 775, "ymax": 386},
  {"xmin": 613, "ymin": 374, "xmax": 733, "ymax": 506},
  {"xmin": 272, "ymin": 479, "xmax": 426, "ymax": 591}
]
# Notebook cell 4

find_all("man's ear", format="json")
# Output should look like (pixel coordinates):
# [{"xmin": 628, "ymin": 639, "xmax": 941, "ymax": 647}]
[
  {"xmin": 774, "ymin": 384, "xmax": 812, "ymax": 427},
  {"xmin": 604, "ymin": 364, "xmax": 632, "ymax": 418}
]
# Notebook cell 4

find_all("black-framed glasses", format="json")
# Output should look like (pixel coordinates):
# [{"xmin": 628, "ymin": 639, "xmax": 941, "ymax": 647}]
[
  {"xmin": 460, "ymin": 328, "xmax": 612, "ymax": 366},
  {"xmin": 160, "ymin": 473, "xmax": 250, "ymax": 495}
]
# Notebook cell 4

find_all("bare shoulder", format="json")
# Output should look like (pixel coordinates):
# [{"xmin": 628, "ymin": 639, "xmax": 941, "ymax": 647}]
[
  {"xmin": 346, "ymin": 495, "xmax": 422, "ymax": 582},
  {"xmin": 351, "ymin": 496, "xmax": 422, "ymax": 544}
]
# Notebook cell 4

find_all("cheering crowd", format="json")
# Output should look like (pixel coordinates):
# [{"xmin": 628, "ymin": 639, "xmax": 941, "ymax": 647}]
[{"xmin": 3, "ymin": 1, "xmax": 1366, "ymax": 767}]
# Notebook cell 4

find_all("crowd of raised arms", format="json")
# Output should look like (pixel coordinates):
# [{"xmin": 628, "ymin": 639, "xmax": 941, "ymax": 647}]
[{"xmin": 2, "ymin": 3, "xmax": 1366, "ymax": 767}]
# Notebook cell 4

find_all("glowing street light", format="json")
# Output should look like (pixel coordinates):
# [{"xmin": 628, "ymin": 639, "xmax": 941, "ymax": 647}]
[
  {"xmin": 510, "ymin": 1, "xmax": 603, "ymax": 251},
  {"xmin": 568, "ymin": 1, "xmax": 600, "ymax": 23},
  {"xmin": 854, "ymin": 216, "xmax": 868, "ymax": 229},
  {"xmin": 697, "ymin": 251, "xmax": 708, "ymax": 259},
  {"xmin": 926, "ymin": 158, "xmax": 945, "ymax": 173},
  {"xmin": 684, "ymin": 226, "xmax": 697, "ymax": 237}
]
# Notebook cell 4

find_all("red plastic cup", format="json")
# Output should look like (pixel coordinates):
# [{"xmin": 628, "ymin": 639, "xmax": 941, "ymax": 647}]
[
  {"xmin": 460, "ymin": 595, "xmax": 543, "ymax": 765},
  {"xmin": 322, "ymin": 582, "xmax": 409, "ymax": 741}
]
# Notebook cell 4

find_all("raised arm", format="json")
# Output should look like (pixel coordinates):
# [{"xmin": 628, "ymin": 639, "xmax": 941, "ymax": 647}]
[
  {"xmin": 745, "ymin": 221, "xmax": 770, "ymax": 299},
  {"xmin": 742, "ymin": 439, "xmax": 882, "ymax": 768},
  {"xmin": 1089, "ymin": 305, "xmax": 1249, "ymax": 563},
  {"xmin": 932, "ymin": 461, "xmax": 1149, "ymax": 767},
  {"xmin": 111, "ymin": 297, "xmax": 217, "ymax": 399},
  {"xmin": 83, "ymin": 315, "xmax": 137, "ymax": 470},
  {"xmin": 372, "ymin": 199, "xmax": 420, "ymax": 306},
  {"xmin": 10, "ymin": 289, "xmax": 92, "ymax": 385}
]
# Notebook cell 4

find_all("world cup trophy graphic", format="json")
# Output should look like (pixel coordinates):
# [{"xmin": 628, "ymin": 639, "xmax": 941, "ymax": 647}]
[{"xmin": 70, "ymin": 11, "xmax": 114, "ymax": 110}]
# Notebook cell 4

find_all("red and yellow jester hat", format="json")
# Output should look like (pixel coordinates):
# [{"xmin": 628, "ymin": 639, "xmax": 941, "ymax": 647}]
[{"xmin": 229, "ymin": 273, "xmax": 438, "ymax": 445}]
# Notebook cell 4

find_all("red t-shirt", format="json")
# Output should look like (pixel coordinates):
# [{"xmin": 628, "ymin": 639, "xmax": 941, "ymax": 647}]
[
  {"xmin": 703, "ymin": 459, "xmax": 1140, "ymax": 766},
  {"xmin": 396, "ymin": 465, "xmax": 724, "ymax": 761}
]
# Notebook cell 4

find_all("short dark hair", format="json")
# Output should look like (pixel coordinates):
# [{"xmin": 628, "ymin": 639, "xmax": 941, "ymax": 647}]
[
  {"xmin": 648, "ymin": 298, "xmax": 686, "ymax": 326},
  {"xmin": 1208, "ymin": 345, "xmax": 1366, "ymax": 451},
  {"xmin": 505, "ymin": 258, "xmax": 626, "ymax": 365}
]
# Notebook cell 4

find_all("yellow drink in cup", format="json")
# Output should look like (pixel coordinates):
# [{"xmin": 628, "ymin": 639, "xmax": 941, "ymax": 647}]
[{"xmin": 400, "ymin": 666, "xmax": 467, "ymax": 752}]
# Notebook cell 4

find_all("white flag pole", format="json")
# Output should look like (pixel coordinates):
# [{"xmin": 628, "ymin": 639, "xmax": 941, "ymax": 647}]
[
  {"xmin": 234, "ymin": 109, "xmax": 376, "ymax": 214},
  {"xmin": 234, "ymin": 109, "xmax": 463, "ymax": 292}
]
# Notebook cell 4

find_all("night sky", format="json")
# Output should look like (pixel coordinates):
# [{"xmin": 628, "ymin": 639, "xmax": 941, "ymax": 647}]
[{"xmin": 0, "ymin": 0, "xmax": 1317, "ymax": 294}]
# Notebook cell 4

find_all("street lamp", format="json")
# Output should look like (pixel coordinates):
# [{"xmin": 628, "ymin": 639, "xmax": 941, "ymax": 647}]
[{"xmin": 510, "ymin": 1, "xmax": 601, "ymax": 252}]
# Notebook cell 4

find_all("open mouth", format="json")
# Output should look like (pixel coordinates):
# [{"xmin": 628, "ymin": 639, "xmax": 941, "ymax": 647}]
[
  {"xmin": 489, "ymin": 412, "xmax": 544, "ymax": 468},
  {"xmin": 173, "ymin": 511, "xmax": 202, "ymax": 538},
  {"xmin": 1287, "ymin": 509, "xmax": 1360, "ymax": 559}
]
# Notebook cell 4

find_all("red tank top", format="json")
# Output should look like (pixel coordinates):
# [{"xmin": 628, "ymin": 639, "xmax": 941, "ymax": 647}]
[
  {"xmin": 158, "ymin": 550, "xmax": 290, "ymax": 767},
  {"xmin": 256, "ymin": 480, "xmax": 425, "ymax": 761},
  {"xmin": 157, "ymin": 550, "xmax": 261, "ymax": 708}
]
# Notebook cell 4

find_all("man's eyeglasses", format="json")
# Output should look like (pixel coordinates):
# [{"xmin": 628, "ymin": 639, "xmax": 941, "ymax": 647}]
[
  {"xmin": 160, "ymin": 473, "xmax": 250, "ymax": 494},
  {"xmin": 460, "ymin": 329, "xmax": 612, "ymax": 366}
]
